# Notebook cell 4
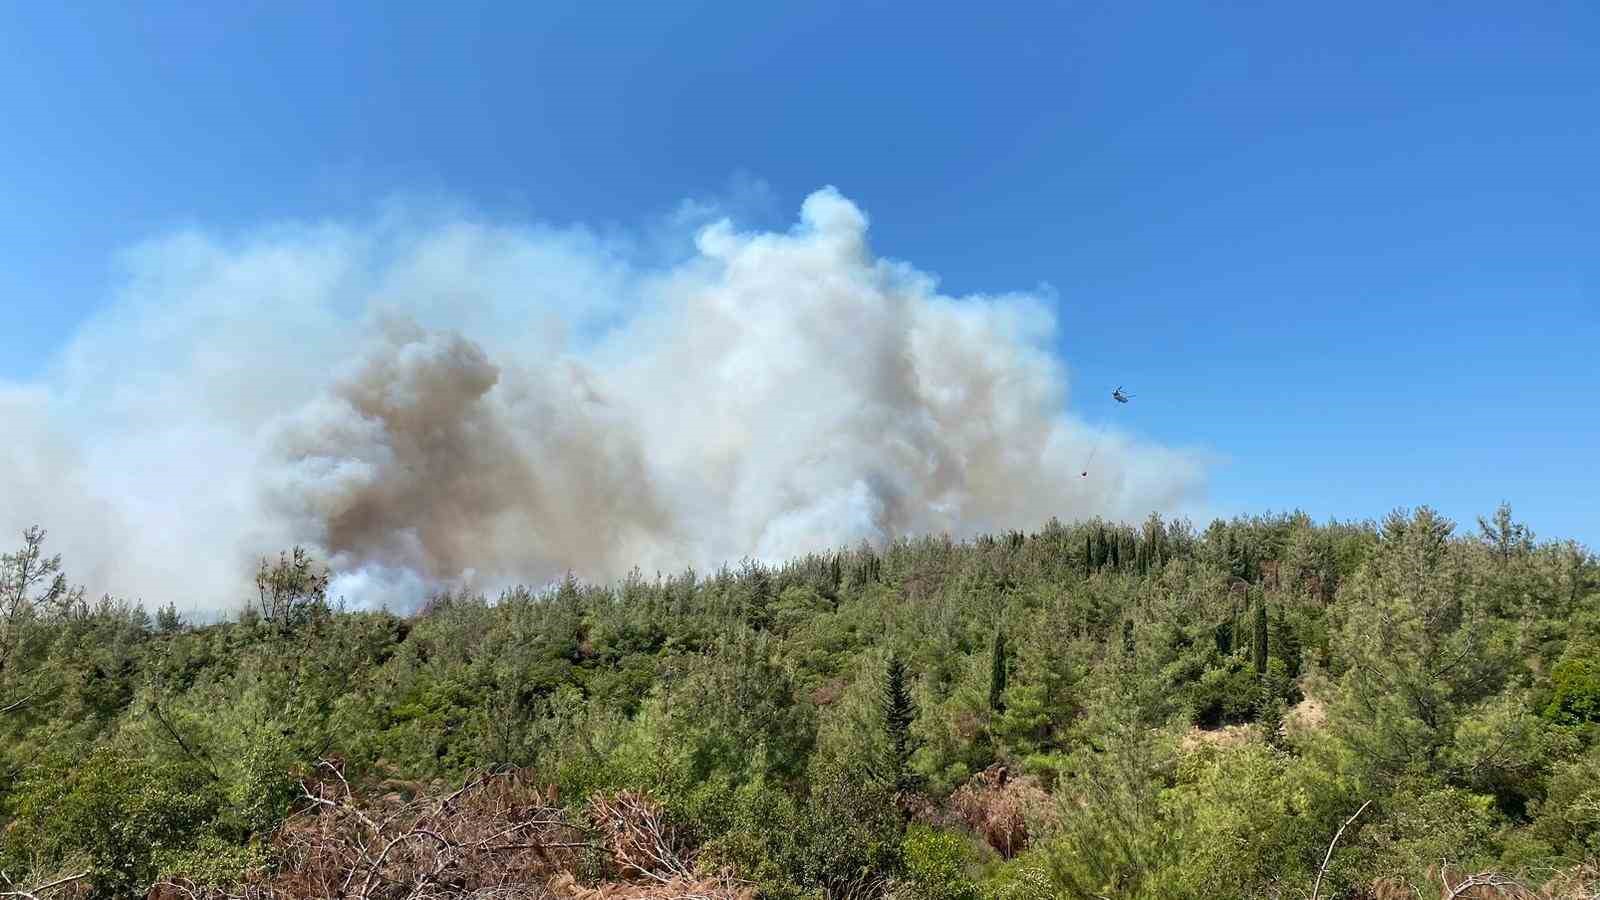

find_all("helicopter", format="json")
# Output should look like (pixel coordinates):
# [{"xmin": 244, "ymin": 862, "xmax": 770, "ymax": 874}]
[{"xmin": 1083, "ymin": 387, "xmax": 1134, "ymax": 476}]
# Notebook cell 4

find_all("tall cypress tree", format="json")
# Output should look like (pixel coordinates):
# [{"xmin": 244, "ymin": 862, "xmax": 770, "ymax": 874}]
[
  {"xmin": 1253, "ymin": 597, "xmax": 1270, "ymax": 676},
  {"xmin": 882, "ymin": 654, "xmax": 919, "ymax": 796},
  {"xmin": 989, "ymin": 630, "xmax": 1008, "ymax": 713}
]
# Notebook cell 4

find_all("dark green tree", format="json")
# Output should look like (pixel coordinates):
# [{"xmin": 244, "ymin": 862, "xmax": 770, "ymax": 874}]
[
  {"xmin": 1477, "ymin": 501, "xmax": 1533, "ymax": 563},
  {"xmin": 989, "ymin": 629, "xmax": 1008, "ymax": 713},
  {"xmin": 155, "ymin": 602, "xmax": 183, "ymax": 635},
  {"xmin": 1214, "ymin": 616, "xmax": 1234, "ymax": 655},
  {"xmin": 1253, "ymin": 597, "xmax": 1269, "ymax": 676},
  {"xmin": 881, "ymin": 654, "xmax": 920, "ymax": 797}
]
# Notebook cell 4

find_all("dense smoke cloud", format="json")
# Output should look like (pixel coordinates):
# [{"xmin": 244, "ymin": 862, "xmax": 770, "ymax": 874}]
[{"xmin": 1, "ymin": 187, "xmax": 1207, "ymax": 612}]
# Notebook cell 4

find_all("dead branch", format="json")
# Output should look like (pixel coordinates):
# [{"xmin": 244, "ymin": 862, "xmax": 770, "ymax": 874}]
[
  {"xmin": 155, "ymin": 761, "xmax": 756, "ymax": 900},
  {"xmin": 1311, "ymin": 799, "xmax": 1371, "ymax": 900},
  {"xmin": 1440, "ymin": 861, "xmax": 1537, "ymax": 900},
  {"xmin": 0, "ymin": 870, "xmax": 89, "ymax": 899}
]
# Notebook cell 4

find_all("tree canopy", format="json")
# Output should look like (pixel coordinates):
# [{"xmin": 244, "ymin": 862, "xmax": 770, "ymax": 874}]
[{"xmin": 1, "ymin": 506, "xmax": 1596, "ymax": 899}]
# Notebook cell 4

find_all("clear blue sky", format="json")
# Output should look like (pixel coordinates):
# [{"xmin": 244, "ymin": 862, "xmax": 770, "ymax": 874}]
[{"xmin": 3, "ymin": 1, "xmax": 1596, "ymax": 545}]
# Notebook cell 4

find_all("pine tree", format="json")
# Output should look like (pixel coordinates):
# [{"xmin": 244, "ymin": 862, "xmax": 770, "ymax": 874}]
[
  {"xmin": 989, "ymin": 630, "xmax": 1008, "ymax": 713},
  {"xmin": 1478, "ymin": 501, "xmax": 1532, "ymax": 563},
  {"xmin": 155, "ymin": 601, "xmax": 182, "ymax": 635},
  {"xmin": 740, "ymin": 558, "xmax": 772, "ymax": 630},
  {"xmin": 1331, "ymin": 506, "xmax": 1505, "ymax": 781}
]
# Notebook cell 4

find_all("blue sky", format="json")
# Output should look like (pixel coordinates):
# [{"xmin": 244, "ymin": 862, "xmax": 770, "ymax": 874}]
[{"xmin": 3, "ymin": 0, "xmax": 1597, "ymax": 546}]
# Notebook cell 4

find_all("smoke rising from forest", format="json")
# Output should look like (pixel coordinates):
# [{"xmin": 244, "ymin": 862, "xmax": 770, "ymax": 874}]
[{"xmin": 1, "ymin": 187, "xmax": 1207, "ymax": 611}]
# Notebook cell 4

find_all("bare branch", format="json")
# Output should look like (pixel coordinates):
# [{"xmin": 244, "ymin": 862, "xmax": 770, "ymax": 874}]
[
  {"xmin": 1311, "ymin": 799, "xmax": 1370, "ymax": 900},
  {"xmin": 0, "ymin": 869, "xmax": 90, "ymax": 899},
  {"xmin": 1439, "ymin": 861, "xmax": 1537, "ymax": 900}
]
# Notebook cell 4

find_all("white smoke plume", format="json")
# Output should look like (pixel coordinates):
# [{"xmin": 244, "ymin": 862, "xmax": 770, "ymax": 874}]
[{"xmin": 0, "ymin": 187, "xmax": 1207, "ymax": 612}]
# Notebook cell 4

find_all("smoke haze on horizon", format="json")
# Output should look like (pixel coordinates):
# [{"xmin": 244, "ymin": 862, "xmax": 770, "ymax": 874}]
[{"xmin": 1, "ymin": 187, "xmax": 1209, "ymax": 613}]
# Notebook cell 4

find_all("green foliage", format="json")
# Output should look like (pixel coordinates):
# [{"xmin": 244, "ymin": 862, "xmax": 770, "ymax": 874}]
[
  {"xmin": 155, "ymin": 602, "xmax": 183, "ymax": 635},
  {"xmin": 978, "ymin": 851, "xmax": 1055, "ymax": 900},
  {"xmin": 1041, "ymin": 715, "xmax": 1185, "ymax": 898},
  {"xmin": 1530, "ymin": 744, "xmax": 1600, "ymax": 858},
  {"xmin": 699, "ymin": 777, "xmax": 815, "ymax": 900},
  {"xmin": 988, "ymin": 630, "xmax": 1008, "ymax": 714},
  {"xmin": 1329, "ymin": 508, "xmax": 1515, "ymax": 786},
  {"xmin": 806, "ymin": 756, "xmax": 905, "ymax": 894},
  {"xmin": 882, "ymin": 653, "xmax": 922, "ymax": 796},
  {"xmin": 3, "ymin": 746, "xmax": 223, "ymax": 898},
  {"xmin": 901, "ymin": 826, "xmax": 981, "ymax": 900},
  {"xmin": 1160, "ymin": 743, "xmax": 1339, "ymax": 897},
  {"xmin": 1185, "ymin": 654, "xmax": 1262, "ymax": 728},
  {"xmin": 1351, "ymin": 781, "xmax": 1506, "ymax": 888},
  {"xmin": 1252, "ymin": 596, "xmax": 1269, "ymax": 676},
  {"xmin": 0, "ymin": 508, "xmax": 1596, "ymax": 896},
  {"xmin": 1544, "ymin": 649, "xmax": 1600, "ymax": 725}
]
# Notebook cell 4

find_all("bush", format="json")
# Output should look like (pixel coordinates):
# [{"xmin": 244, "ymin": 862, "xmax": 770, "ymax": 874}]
[
  {"xmin": 804, "ymin": 758, "xmax": 903, "ymax": 895},
  {"xmin": 1545, "ymin": 654, "xmax": 1600, "ymax": 725},
  {"xmin": 1531, "ymin": 745, "xmax": 1600, "ymax": 858},
  {"xmin": 1186, "ymin": 656, "xmax": 1261, "ymax": 728},
  {"xmin": 901, "ymin": 826, "xmax": 981, "ymax": 900},
  {"xmin": 978, "ymin": 850, "xmax": 1054, "ymax": 900},
  {"xmin": 699, "ymin": 778, "xmax": 814, "ymax": 900},
  {"xmin": 3, "ymin": 745, "xmax": 223, "ymax": 898}
]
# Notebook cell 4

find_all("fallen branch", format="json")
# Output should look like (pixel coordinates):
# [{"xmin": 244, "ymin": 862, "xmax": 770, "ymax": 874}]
[
  {"xmin": 1440, "ymin": 861, "xmax": 1535, "ymax": 900},
  {"xmin": 0, "ymin": 869, "xmax": 90, "ymax": 899}
]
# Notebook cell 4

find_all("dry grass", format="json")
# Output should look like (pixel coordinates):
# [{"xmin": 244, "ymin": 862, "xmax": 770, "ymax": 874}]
[
  {"xmin": 1179, "ymin": 722, "xmax": 1257, "ymax": 753},
  {"xmin": 940, "ymin": 764, "xmax": 1056, "ymax": 859},
  {"xmin": 1285, "ymin": 695, "xmax": 1328, "ymax": 736}
]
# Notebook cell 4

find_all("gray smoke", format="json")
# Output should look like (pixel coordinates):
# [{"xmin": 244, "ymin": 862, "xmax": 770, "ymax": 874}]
[{"xmin": 1, "ymin": 187, "xmax": 1208, "ymax": 612}]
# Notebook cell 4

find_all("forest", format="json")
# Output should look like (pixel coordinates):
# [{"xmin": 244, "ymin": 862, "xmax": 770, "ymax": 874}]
[{"xmin": 1, "ymin": 504, "xmax": 1597, "ymax": 899}]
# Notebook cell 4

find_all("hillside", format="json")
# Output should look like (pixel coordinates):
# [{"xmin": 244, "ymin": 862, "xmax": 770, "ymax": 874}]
[{"xmin": 2, "ymin": 505, "xmax": 1597, "ymax": 899}]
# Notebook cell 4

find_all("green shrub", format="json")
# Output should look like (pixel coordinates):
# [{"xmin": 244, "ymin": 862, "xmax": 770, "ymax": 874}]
[
  {"xmin": 1544, "ymin": 655, "xmax": 1600, "ymax": 725},
  {"xmin": 3, "ymin": 746, "xmax": 223, "ymax": 898},
  {"xmin": 978, "ymin": 850, "xmax": 1054, "ymax": 900},
  {"xmin": 901, "ymin": 826, "xmax": 981, "ymax": 900},
  {"xmin": 1186, "ymin": 656, "xmax": 1261, "ymax": 728}
]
